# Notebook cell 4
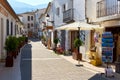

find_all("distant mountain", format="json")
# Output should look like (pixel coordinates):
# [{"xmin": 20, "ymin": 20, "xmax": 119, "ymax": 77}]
[{"xmin": 7, "ymin": 0, "xmax": 47, "ymax": 14}]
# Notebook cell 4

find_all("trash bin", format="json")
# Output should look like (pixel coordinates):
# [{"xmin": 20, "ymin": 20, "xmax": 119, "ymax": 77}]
[{"xmin": 115, "ymin": 62, "xmax": 120, "ymax": 73}]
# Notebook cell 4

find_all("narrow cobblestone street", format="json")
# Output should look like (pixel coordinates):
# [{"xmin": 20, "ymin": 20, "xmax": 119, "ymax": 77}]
[
  {"xmin": 20, "ymin": 39, "xmax": 108, "ymax": 80},
  {"xmin": 1, "ymin": 0, "xmax": 120, "ymax": 80}
]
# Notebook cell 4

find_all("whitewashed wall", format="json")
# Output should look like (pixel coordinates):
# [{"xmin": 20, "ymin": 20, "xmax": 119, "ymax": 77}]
[
  {"xmin": 73, "ymin": 0, "xmax": 85, "ymax": 21},
  {"xmin": 21, "ymin": 13, "xmax": 34, "ymax": 33},
  {"xmin": 86, "ymin": 0, "xmax": 101, "ymax": 22},
  {"xmin": 0, "ymin": 3, "xmax": 18, "ymax": 60},
  {"xmin": 52, "ymin": 0, "xmax": 72, "ymax": 28}
]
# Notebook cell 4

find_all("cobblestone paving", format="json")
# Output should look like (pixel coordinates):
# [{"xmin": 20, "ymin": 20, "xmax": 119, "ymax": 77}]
[{"xmin": 20, "ymin": 39, "xmax": 108, "ymax": 80}]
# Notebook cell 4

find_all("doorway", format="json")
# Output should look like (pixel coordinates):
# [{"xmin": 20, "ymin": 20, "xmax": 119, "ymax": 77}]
[
  {"xmin": 105, "ymin": 27, "xmax": 120, "ymax": 62},
  {"xmin": 71, "ymin": 31, "xmax": 79, "ymax": 52}
]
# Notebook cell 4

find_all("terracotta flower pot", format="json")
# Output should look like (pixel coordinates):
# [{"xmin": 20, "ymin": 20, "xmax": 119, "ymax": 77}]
[{"xmin": 72, "ymin": 48, "xmax": 82, "ymax": 60}]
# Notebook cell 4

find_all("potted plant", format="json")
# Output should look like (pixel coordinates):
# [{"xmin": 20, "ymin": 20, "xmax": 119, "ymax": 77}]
[
  {"xmin": 5, "ymin": 36, "xmax": 18, "ymax": 67},
  {"xmin": 53, "ymin": 38, "xmax": 59, "ymax": 52},
  {"xmin": 12, "ymin": 36, "xmax": 19, "ymax": 58},
  {"xmin": 73, "ymin": 38, "xmax": 83, "ymax": 60},
  {"xmin": 17, "ymin": 37, "xmax": 23, "ymax": 52}
]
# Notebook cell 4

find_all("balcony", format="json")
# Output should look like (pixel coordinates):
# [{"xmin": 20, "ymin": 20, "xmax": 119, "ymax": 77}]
[
  {"xmin": 63, "ymin": 9, "xmax": 74, "ymax": 23},
  {"xmin": 97, "ymin": 5, "xmax": 120, "ymax": 17},
  {"xmin": 96, "ymin": 2, "xmax": 120, "ymax": 22}
]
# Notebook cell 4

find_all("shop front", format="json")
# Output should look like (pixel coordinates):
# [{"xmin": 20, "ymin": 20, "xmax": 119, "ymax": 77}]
[
  {"xmin": 105, "ymin": 27, "xmax": 120, "ymax": 62},
  {"xmin": 56, "ymin": 21, "xmax": 101, "ymax": 61},
  {"xmin": 101, "ymin": 20, "xmax": 120, "ymax": 63}
]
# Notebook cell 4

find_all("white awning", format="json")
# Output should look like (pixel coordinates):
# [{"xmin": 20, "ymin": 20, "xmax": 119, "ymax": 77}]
[{"xmin": 55, "ymin": 22, "xmax": 103, "ymax": 30}]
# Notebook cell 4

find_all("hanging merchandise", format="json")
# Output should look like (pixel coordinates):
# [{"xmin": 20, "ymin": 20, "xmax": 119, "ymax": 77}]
[
  {"xmin": 102, "ymin": 32, "xmax": 114, "ymax": 63},
  {"xmin": 102, "ymin": 32, "xmax": 114, "ymax": 77},
  {"xmin": 94, "ymin": 32, "xmax": 99, "ymax": 42}
]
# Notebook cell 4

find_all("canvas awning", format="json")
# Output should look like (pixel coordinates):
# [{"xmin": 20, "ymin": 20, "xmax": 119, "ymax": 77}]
[{"xmin": 55, "ymin": 22, "xmax": 103, "ymax": 30}]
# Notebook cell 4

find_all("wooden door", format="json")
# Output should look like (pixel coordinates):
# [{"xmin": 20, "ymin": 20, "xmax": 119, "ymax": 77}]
[{"xmin": 71, "ymin": 31, "xmax": 78, "ymax": 52}]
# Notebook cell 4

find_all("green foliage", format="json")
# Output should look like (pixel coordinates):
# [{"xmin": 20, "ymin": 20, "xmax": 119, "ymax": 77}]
[
  {"xmin": 5, "ymin": 36, "xmax": 18, "ymax": 52},
  {"xmin": 74, "ymin": 38, "xmax": 83, "ymax": 48},
  {"xmin": 53, "ymin": 38, "xmax": 59, "ymax": 44},
  {"xmin": 41, "ymin": 36, "xmax": 46, "ymax": 41},
  {"xmin": 17, "ymin": 36, "xmax": 25, "ymax": 44},
  {"xmin": 20, "ymin": 36, "xmax": 25, "ymax": 42},
  {"xmin": 17, "ymin": 37, "xmax": 22, "ymax": 45}
]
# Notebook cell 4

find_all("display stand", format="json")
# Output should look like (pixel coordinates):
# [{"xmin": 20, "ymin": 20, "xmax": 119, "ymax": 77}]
[{"xmin": 102, "ymin": 32, "xmax": 114, "ymax": 77}]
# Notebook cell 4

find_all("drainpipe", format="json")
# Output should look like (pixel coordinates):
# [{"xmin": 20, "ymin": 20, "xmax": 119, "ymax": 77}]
[
  {"xmin": 85, "ymin": 0, "xmax": 88, "ymax": 23},
  {"xmin": 72, "ymin": 0, "xmax": 74, "ymax": 20}
]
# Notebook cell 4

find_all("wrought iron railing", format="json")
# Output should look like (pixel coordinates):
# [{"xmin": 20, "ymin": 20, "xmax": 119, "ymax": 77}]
[
  {"xmin": 97, "ymin": 3, "xmax": 120, "ymax": 18},
  {"xmin": 63, "ymin": 9, "xmax": 74, "ymax": 23}
]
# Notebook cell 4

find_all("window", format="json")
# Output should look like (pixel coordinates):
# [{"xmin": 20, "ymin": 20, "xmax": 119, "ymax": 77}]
[
  {"xmin": 97, "ymin": 0, "xmax": 119, "ymax": 17},
  {"xmin": 28, "ymin": 23, "xmax": 30, "ymax": 28},
  {"xmin": 31, "ymin": 23, "xmax": 33, "ymax": 27},
  {"xmin": 56, "ymin": 7, "xmax": 60, "ymax": 16},
  {"xmin": 31, "ymin": 16, "xmax": 33, "ymax": 20},
  {"xmin": 28, "ymin": 16, "xmax": 30, "ymax": 21},
  {"xmin": 62, "ymin": 4, "xmax": 66, "ymax": 12},
  {"xmin": 11, "ymin": 22, "xmax": 13, "ymax": 35},
  {"xmin": 15, "ymin": 25, "xmax": 16, "ymax": 35},
  {"xmin": 97, "ymin": 1, "xmax": 106, "ymax": 17},
  {"xmin": 20, "ymin": 28, "xmax": 22, "ymax": 34},
  {"xmin": 6, "ymin": 19, "xmax": 9, "ymax": 35}
]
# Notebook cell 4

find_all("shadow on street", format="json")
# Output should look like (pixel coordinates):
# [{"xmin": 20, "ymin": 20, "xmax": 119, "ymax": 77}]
[
  {"xmin": 20, "ymin": 44, "xmax": 32, "ymax": 80},
  {"xmin": 88, "ymin": 73, "xmax": 108, "ymax": 80}
]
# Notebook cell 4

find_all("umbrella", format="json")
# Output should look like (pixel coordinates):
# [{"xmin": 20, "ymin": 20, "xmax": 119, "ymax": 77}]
[{"xmin": 55, "ymin": 21, "xmax": 103, "ymax": 30}]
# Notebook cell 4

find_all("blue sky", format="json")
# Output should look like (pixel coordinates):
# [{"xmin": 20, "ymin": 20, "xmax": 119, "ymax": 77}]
[{"xmin": 8, "ymin": 0, "xmax": 51, "ymax": 6}]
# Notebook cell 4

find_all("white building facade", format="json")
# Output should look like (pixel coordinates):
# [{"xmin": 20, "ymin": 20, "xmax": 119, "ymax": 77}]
[
  {"xmin": 34, "ymin": 8, "xmax": 46, "ymax": 37},
  {"xmin": 87, "ymin": 0, "xmax": 120, "ymax": 63},
  {"xmin": 0, "ymin": 0, "xmax": 23, "ymax": 60},
  {"xmin": 18, "ymin": 12, "xmax": 35, "ymax": 37},
  {"xmin": 50, "ymin": 0, "xmax": 92, "ymax": 60}
]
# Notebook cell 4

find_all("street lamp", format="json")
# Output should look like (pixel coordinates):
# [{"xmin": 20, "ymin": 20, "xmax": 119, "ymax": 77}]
[{"xmin": 76, "ymin": 27, "xmax": 83, "ymax": 67}]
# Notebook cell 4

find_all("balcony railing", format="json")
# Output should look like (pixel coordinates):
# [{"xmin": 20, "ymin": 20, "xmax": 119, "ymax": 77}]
[
  {"xmin": 97, "ymin": 3, "xmax": 120, "ymax": 18},
  {"xmin": 63, "ymin": 9, "xmax": 74, "ymax": 23}
]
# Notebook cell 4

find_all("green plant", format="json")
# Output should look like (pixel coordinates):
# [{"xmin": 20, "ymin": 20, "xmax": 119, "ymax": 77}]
[
  {"xmin": 17, "ymin": 36, "xmax": 26, "ymax": 44},
  {"xmin": 74, "ymin": 38, "xmax": 83, "ymax": 48},
  {"xmin": 53, "ymin": 38, "xmax": 59, "ymax": 45},
  {"xmin": 21, "ymin": 36, "xmax": 26, "ymax": 42},
  {"xmin": 5, "ymin": 36, "xmax": 18, "ymax": 52},
  {"xmin": 53, "ymin": 38, "xmax": 59, "ymax": 52},
  {"xmin": 73, "ymin": 38, "xmax": 83, "ymax": 61},
  {"xmin": 5, "ymin": 36, "xmax": 19, "ymax": 67}
]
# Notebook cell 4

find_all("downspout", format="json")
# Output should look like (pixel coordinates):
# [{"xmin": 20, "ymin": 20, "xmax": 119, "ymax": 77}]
[
  {"xmin": 72, "ymin": 0, "xmax": 74, "ymax": 21},
  {"xmin": 85, "ymin": 0, "xmax": 88, "ymax": 23}
]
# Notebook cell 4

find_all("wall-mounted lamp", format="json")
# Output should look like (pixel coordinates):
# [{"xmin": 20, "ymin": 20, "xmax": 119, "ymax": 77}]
[
  {"xmin": 46, "ymin": 14, "xmax": 54, "ymax": 23},
  {"xmin": 46, "ymin": 14, "xmax": 50, "ymax": 18}
]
